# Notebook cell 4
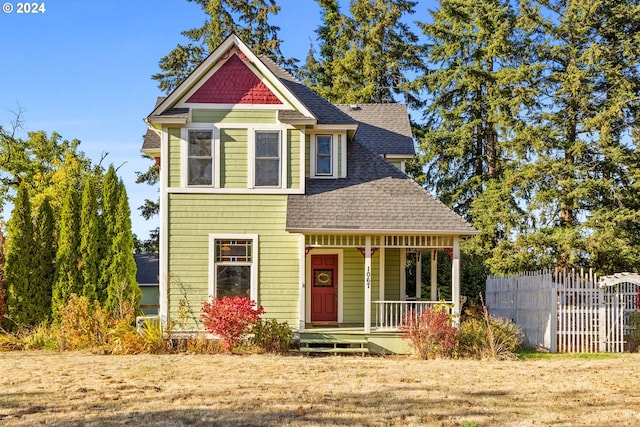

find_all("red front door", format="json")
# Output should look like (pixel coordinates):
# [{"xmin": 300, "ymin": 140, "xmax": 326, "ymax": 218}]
[{"xmin": 311, "ymin": 254, "xmax": 338, "ymax": 322}]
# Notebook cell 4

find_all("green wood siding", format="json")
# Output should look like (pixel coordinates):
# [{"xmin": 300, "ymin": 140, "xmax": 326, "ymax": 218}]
[
  {"xmin": 167, "ymin": 194, "xmax": 299, "ymax": 328},
  {"xmin": 384, "ymin": 249, "xmax": 401, "ymax": 300},
  {"xmin": 192, "ymin": 109, "xmax": 277, "ymax": 124},
  {"xmin": 389, "ymin": 160, "xmax": 402, "ymax": 170},
  {"xmin": 140, "ymin": 286, "xmax": 159, "ymax": 316},
  {"xmin": 168, "ymin": 127, "xmax": 182, "ymax": 188},
  {"xmin": 287, "ymin": 128, "xmax": 300, "ymax": 189},
  {"xmin": 342, "ymin": 249, "xmax": 380, "ymax": 323},
  {"xmin": 220, "ymin": 128, "xmax": 247, "ymax": 188}
]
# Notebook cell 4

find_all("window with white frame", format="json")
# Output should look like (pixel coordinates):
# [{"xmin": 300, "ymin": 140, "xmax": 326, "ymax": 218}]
[
  {"xmin": 315, "ymin": 135, "xmax": 333, "ymax": 176},
  {"xmin": 254, "ymin": 130, "xmax": 281, "ymax": 187},
  {"xmin": 187, "ymin": 130, "xmax": 213, "ymax": 186},
  {"xmin": 211, "ymin": 236, "xmax": 258, "ymax": 300}
]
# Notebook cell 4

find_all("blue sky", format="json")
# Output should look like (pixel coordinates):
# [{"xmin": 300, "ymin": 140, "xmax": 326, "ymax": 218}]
[{"xmin": 0, "ymin": 0, "xmax": 430, "ymax": 238}]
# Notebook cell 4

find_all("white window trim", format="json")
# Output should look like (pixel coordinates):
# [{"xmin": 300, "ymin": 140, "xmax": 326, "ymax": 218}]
[
  {"xmin": 181, "ymin": 125, "xmax": 219, "ymax": 188},
  {"xmin": 208, "ymin": 234, "xmax": 259, "ymax": 303},
  {"xmin": 309, "ymin": 132, "xmax": 344, "ymax": 179},
  {"xmin": 250, "ymin": 128, "xmax": 285, "ymax": 189},
  {"xmin": 182, "ymin": 124, "xmax": 292, "ymax": 190}
]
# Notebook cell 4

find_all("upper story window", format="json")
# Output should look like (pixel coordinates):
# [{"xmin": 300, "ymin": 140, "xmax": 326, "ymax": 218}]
[
  {"xmin": 187, "ymin": 130, "xmax": 213, "ymax": 186},
  {"xmin": 315, "ymin": 135, "xmax": 332, "ymax": 176},
  {"xmin": 255, "ymin": 131, "xmax": 280, "ymax": 187}
]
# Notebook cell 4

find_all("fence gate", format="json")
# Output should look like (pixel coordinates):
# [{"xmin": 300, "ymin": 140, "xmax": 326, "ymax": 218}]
[
  {"xmin": 485, "ymin": 271, "xmax": 640, "ymax": 353},
  {"xmin": 598, "ymin": 274, "xmax": 640, "ymax": 353}
]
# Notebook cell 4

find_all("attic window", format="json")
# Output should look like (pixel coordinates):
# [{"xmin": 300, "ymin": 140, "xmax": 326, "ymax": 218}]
[{"xmin": 315, "ymin": 135, "xmax": 333, "ymax": 176}]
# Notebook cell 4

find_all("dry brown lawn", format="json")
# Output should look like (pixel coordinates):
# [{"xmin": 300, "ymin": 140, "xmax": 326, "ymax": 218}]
[{"xmin": 1, "ymin": 351, "xmax": 639, "ymax": 426}]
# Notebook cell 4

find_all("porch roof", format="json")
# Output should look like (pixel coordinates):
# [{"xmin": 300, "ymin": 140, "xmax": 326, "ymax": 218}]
[{"xmin": 286, "ymin": 140, "xmax": 477, "ymax": 235}]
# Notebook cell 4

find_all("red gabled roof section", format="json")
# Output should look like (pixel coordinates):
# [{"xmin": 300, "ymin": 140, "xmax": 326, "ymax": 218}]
[{"xmin": 185, "ymin": 53, "xmax": 282, "ymax": 105}]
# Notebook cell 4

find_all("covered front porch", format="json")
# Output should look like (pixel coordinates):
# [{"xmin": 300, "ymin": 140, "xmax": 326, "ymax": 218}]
[{"xmin": 297, "ymin": 233, "xmax": 462, "ymax": 340}]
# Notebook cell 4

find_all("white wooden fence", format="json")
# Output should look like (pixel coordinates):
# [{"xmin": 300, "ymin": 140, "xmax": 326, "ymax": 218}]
[{"xmin": 486, "ymin": 270, "xmax": 640, "ymax": 353}]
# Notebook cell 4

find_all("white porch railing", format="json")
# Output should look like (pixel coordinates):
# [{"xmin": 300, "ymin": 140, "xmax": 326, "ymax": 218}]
[{"xmin": 373, "ymin": 300, "xmax": 452, "ymax": 331}]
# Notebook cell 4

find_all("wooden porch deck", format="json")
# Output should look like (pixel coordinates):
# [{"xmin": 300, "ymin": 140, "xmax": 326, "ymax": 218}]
[{"xmin": 298, "ymin": 324, "xmax": 410, "ymax": 355}]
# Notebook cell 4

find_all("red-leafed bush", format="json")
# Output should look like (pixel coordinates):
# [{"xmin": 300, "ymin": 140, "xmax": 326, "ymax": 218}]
[
  {"xmin": 201, "ymin": 296, "xmax": 264, "ymax": 352},
  {"xmin": 400, "ymin": 305, "xmax": 459, "ymax": 359}
]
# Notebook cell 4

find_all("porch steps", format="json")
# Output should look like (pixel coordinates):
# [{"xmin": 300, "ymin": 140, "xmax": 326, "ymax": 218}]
[{"xmin": 299, "ymin": 338, "xmax": 369, "ymax": 355}]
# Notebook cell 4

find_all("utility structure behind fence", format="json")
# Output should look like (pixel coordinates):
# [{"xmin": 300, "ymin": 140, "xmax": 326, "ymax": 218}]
[{"xmin": 486, "ymin": 270, "xmax": 640, "ymax": 353}]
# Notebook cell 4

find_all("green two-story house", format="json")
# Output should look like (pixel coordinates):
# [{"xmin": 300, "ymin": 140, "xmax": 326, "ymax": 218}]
[{"xmin": 142, "ymin": 35, "xmax": 477, "ymax": 353}]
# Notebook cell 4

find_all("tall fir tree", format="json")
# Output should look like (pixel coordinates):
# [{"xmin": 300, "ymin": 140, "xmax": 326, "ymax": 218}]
[
  {"xmin": 510, "ymin": 0, "xmax": 640, "ymax": 272},
  {"xmin": 32, "ymin": 196, "xmax": 55, "ymax": 324},
  {"xmin": 105, "ymin": 180, "xmax": 141, "ymax": 315},
  {"xmin": 4, "ymin": 183, "xmax": 35, "ymax": 328},
  {"xmin": 298, "ymin": 0, "xmax": 349, "ymax": 94},
  {"xmin": 79, "ymin": 176, "xmax": 101, "ymax": 302},
  {"xmin": 416, "ymin": 0, "xmax": 539, "ymax": 272},
  {"xmin": 152, "ymin": 0, "xmax": 291, "ymax": 93},
  {"xmin": 52, "ymin": 187, "xmax": 82, "ymax": 317},
  {"xmin": 302, "ymin": 0, "xmax": 426, "ymax": 106}
]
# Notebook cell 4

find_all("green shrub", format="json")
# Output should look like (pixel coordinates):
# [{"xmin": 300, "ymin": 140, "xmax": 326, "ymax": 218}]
[
  {"xmin": 457, "ymin": 311, "xmax": 523, "ymax": 360},
  {"xmin": 401, "ymin": 305, "xmax": 458, "ymax": 359},
  {"xmin": 22, "ymin": 324, "xmax": 58, "ymax": 350},
  {"xmin": 252, "ymin": 318, "xmax": 293, "ymax": 354}
]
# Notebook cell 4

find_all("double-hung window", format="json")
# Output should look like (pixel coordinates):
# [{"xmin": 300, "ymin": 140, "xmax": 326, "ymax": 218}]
[
  {"xmin": 315, "ymin": 135, "xmax": 332, "ymax": 176},
  {"xmin": 210, "ymin": 235, "xmax": 258, "ymax": 301},
  {"xmin": 187, "ymin": 130, "xmax": 214, "ymax": 186},
  {"xmin": 254, "ymin": 131, "xmax": 281, "ymax": 187}
]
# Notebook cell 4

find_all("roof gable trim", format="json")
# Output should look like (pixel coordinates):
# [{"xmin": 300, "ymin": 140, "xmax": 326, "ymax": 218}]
[{"xmin": 148, "ymin": 34, "xmax": 315, "ymax": 121}]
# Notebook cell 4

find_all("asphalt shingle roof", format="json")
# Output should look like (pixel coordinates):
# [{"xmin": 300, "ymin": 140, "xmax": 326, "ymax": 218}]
[
  {"xmin": 336, "ymin": 104, "xmax": 415, "ymax": 156},
  {"xmin": 134, "ymin": 254, "xmax": 159, "ymax": 284},
  {"xmin": 142, "ymin": 128, "xmax": 160, "ymax": 151},
  {"xmin": 286, "ymin": 141, "xmax": 477, "ymax": 235},
  {"xmin": 258, "ymin": 55, "xmax": 357, "ymax": 126}
]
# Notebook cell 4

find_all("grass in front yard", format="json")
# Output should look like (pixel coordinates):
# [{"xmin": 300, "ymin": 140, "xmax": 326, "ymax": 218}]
[{"xmin": 1, "ymin": 351, "xmax": 639, "ymax": 426}]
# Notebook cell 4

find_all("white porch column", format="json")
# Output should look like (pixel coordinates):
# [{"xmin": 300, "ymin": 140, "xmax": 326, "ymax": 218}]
[
  {"xmin": 430, "ymin": 250, "xmax": 438, "ymax": 301},
  {"xmin": 451, "ymin": 236, "xmax": 461, "ymax": 324},
  {"xmin": 298, "ymin": 235, "xmax": 306, "ymax": 332},
  {"xmin": 415, "ymin": 252, "xmax": 422, "ymax": 300},
  {"xmin": 379, "ymin": 246, "xmax": 385, "ymax": 302},
  {"xmin": 364, "ymin": 236, "xmax": 372, "ymax": 333}
]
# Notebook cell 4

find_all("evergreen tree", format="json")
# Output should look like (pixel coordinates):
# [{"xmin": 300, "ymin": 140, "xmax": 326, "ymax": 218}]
[
  {"xmin": 416, "ymin": 0, "xmax": 538, "ymax": 272},
  {"xmin": 134, "ymin": 154, "xmax": 160, "ymax": 254},
  {"xmin": 32, "ymin": 196, "xmax": 55, "ymax": 324},
  {"xmin": 105, "ymin": 180, "xmax": 141, "ymax": 315},
  {"xmin": 98, "ymin": 166, "xmax": 120, "ymax": 301},
  {"xmin": 52, "ymin": 188, "xmax": 82, "ymax": 316},
  {"xmin": 303, "ymin": 0, "xmax": 426, "ymax": 106},
  {"xmin": 79, "ymin": 176, "xmax": 101, "ymax": 302},
  {"xmin": 298, "ymin": 0, "xmax": 349, "ymax": 93},
  {"xmin": 152, "ymin": 0, "xmax": 291, "ymax": 93},
  {"xmin": 4, "ymin": 183, "xmax": 35, "ymax": 328},
  {"xmin": 512, "ymin": 0, "xmax": 640, "ymax": 272}
]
